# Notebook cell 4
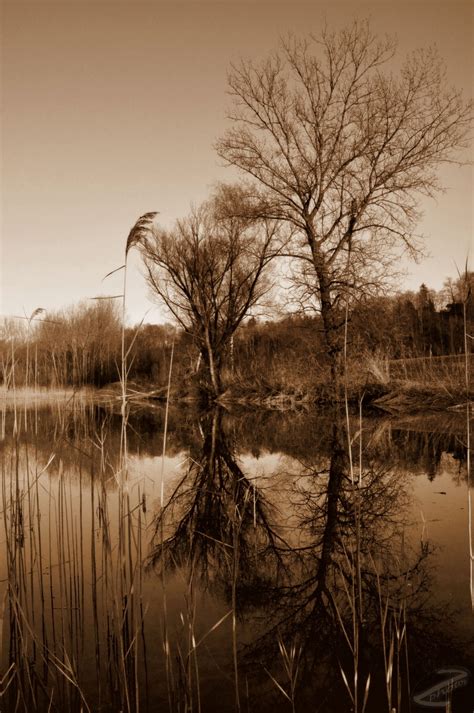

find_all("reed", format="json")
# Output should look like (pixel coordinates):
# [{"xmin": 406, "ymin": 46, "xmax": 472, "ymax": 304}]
[
  {"xmin": 336, "ymin": 304, "xmax": 417, "ymax": 713},
  {"xmin": 265, "ymin": 635, "xmax": 301, "ymax": 713},
  {"xmin": 0, "ymin": 393, "xmax": 154, "ymax": 711}
]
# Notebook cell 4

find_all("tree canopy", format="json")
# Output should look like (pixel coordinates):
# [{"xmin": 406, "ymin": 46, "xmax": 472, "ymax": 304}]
[
  {"xmin": 139, "ymin": 185, "xmax": 281, "ymax": 396},
  {"xmin": 216, "ymin": 20, "xmax": 472, "ymax": 377}
]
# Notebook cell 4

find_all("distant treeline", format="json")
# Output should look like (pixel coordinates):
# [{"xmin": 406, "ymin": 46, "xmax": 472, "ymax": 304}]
[{"xmin": 1, "ymin": 273, "xmax": 472, "ymax": 393}]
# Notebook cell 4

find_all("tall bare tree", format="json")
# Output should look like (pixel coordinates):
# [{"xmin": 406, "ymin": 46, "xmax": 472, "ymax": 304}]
[
  {"xmin": 216, "ymin": 20, "xmax": 472, "ymax": 381},
  {"xmin": 139, "ymin": 186, "xmax": 281, "ymax": 397}
]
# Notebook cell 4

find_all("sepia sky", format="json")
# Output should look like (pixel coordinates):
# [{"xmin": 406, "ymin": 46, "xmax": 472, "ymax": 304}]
[{"xmin": 1, "ymin": 0, "xmax": 473, "ymax": 325}]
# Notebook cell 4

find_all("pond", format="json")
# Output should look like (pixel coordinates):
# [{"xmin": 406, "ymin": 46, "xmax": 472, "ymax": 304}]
[{"xmin": 0, "ymin": 395, "xmax": 473, "ymax": 712}]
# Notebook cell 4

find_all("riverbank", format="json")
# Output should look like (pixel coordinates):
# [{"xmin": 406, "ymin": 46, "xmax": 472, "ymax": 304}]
[
  {"xmin": 107, "ymin": 376, "xmax": 472, "ymax": 414},
  {"xmin": 1, "ymin": 373, "xmax": 471, "ymax": 416},
  {"xmin": 221, "ymin": 382, "xmax": 472, "ymax": 413}
]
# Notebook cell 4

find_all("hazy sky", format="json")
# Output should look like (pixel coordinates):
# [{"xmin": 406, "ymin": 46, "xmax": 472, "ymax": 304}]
[{"xmin": 1, "ymin": 1, "xmax": 473, "ymax": 324}]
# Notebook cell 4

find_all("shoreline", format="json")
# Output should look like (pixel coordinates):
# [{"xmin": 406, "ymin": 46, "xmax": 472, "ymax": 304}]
[{"xmin": 1, "ymin": 381, "xmax": 472, "ymax": 415}]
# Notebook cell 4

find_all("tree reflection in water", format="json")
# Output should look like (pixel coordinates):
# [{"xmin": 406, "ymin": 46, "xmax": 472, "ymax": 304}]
[
  {"xmin": 2, "ymin": 400, "xmax": 471, "ymax": 712},
  {"xmin": 149, "ymin": 408, "xmax": 288, "ymax": 588},
  {"xmin": 149, "ymin": 408, "xmax": 472, "ymax": 712}
]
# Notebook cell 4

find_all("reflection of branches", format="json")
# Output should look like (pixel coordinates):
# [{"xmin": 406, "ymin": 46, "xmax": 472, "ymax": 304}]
[
  {"xmin": 242, "ymin": 418, "xmax": 445, "ymax": 711},
  {"xmin": 148, "ymin": 408, "xmax": 288, "ymax": 597}
]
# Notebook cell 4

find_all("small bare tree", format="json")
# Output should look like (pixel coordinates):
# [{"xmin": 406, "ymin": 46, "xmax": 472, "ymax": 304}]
[
  {"xmin": 216, "ymin": 20, "xmax": 472, "ymax": 380},
  {"xmin": 139, "ymin": 185, "xmax": 281, "ymax": 397}
]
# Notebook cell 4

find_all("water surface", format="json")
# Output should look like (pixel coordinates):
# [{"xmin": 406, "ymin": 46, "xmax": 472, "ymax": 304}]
[{"xmin": 0, "ymin": 397, "xmax": 472, "ymax": 712}]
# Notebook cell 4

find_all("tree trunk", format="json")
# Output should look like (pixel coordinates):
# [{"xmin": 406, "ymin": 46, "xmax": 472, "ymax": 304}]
[
  {"xmin": 308, "ymin": 231, "xmax": 343, "ymax": 393},
  {"xmin": 203, "ymin": 329, "xmax": 221, "ymax": 398}
]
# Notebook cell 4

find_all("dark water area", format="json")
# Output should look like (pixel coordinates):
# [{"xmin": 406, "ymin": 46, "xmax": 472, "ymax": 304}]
[{"xmin": 0, "ymin": 397, "xmax": 473, "ymax": 712}]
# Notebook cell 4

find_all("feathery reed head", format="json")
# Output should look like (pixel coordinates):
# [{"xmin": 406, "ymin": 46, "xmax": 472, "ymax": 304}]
[
  {"xmin": 29, "ymin": 307, "xmax": 45, "ymax": 322},
  {"xmin": 126, "ymin": 212, "xmax": 159, "ymax": 255}
]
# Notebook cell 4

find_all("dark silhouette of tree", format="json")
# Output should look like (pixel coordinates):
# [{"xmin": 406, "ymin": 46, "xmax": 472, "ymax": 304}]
[
  {"xmin": 139, "ymin": 185, "xmax": 281, "ymax": 398},
  {"xmin": 216, "ymin": 20, "xmax": 472, "ymax": 385}
]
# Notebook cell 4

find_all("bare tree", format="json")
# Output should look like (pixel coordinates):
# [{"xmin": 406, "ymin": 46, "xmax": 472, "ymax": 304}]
[
  {"xmin": 139, "ymin": 185, "xmax": 281, "ymax": 397},
  {"xmin": 216, "ymin": 20, "xmax": 472, "ymax": 381}
]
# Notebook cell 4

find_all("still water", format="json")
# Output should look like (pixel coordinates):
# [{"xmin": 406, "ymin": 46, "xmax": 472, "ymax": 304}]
[{"xmin": 0, "ymin": 396, "xmax": 472, "ymax": 712}]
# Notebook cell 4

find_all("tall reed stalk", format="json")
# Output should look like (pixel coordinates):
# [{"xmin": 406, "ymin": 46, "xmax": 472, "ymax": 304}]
[
  {"xmin": 461, "ymin": 266, "xmax": 474, "ymax": 609},
  {"xmin": 338, "ymin": 302, "xmax": 369, "ymax": 713}
]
